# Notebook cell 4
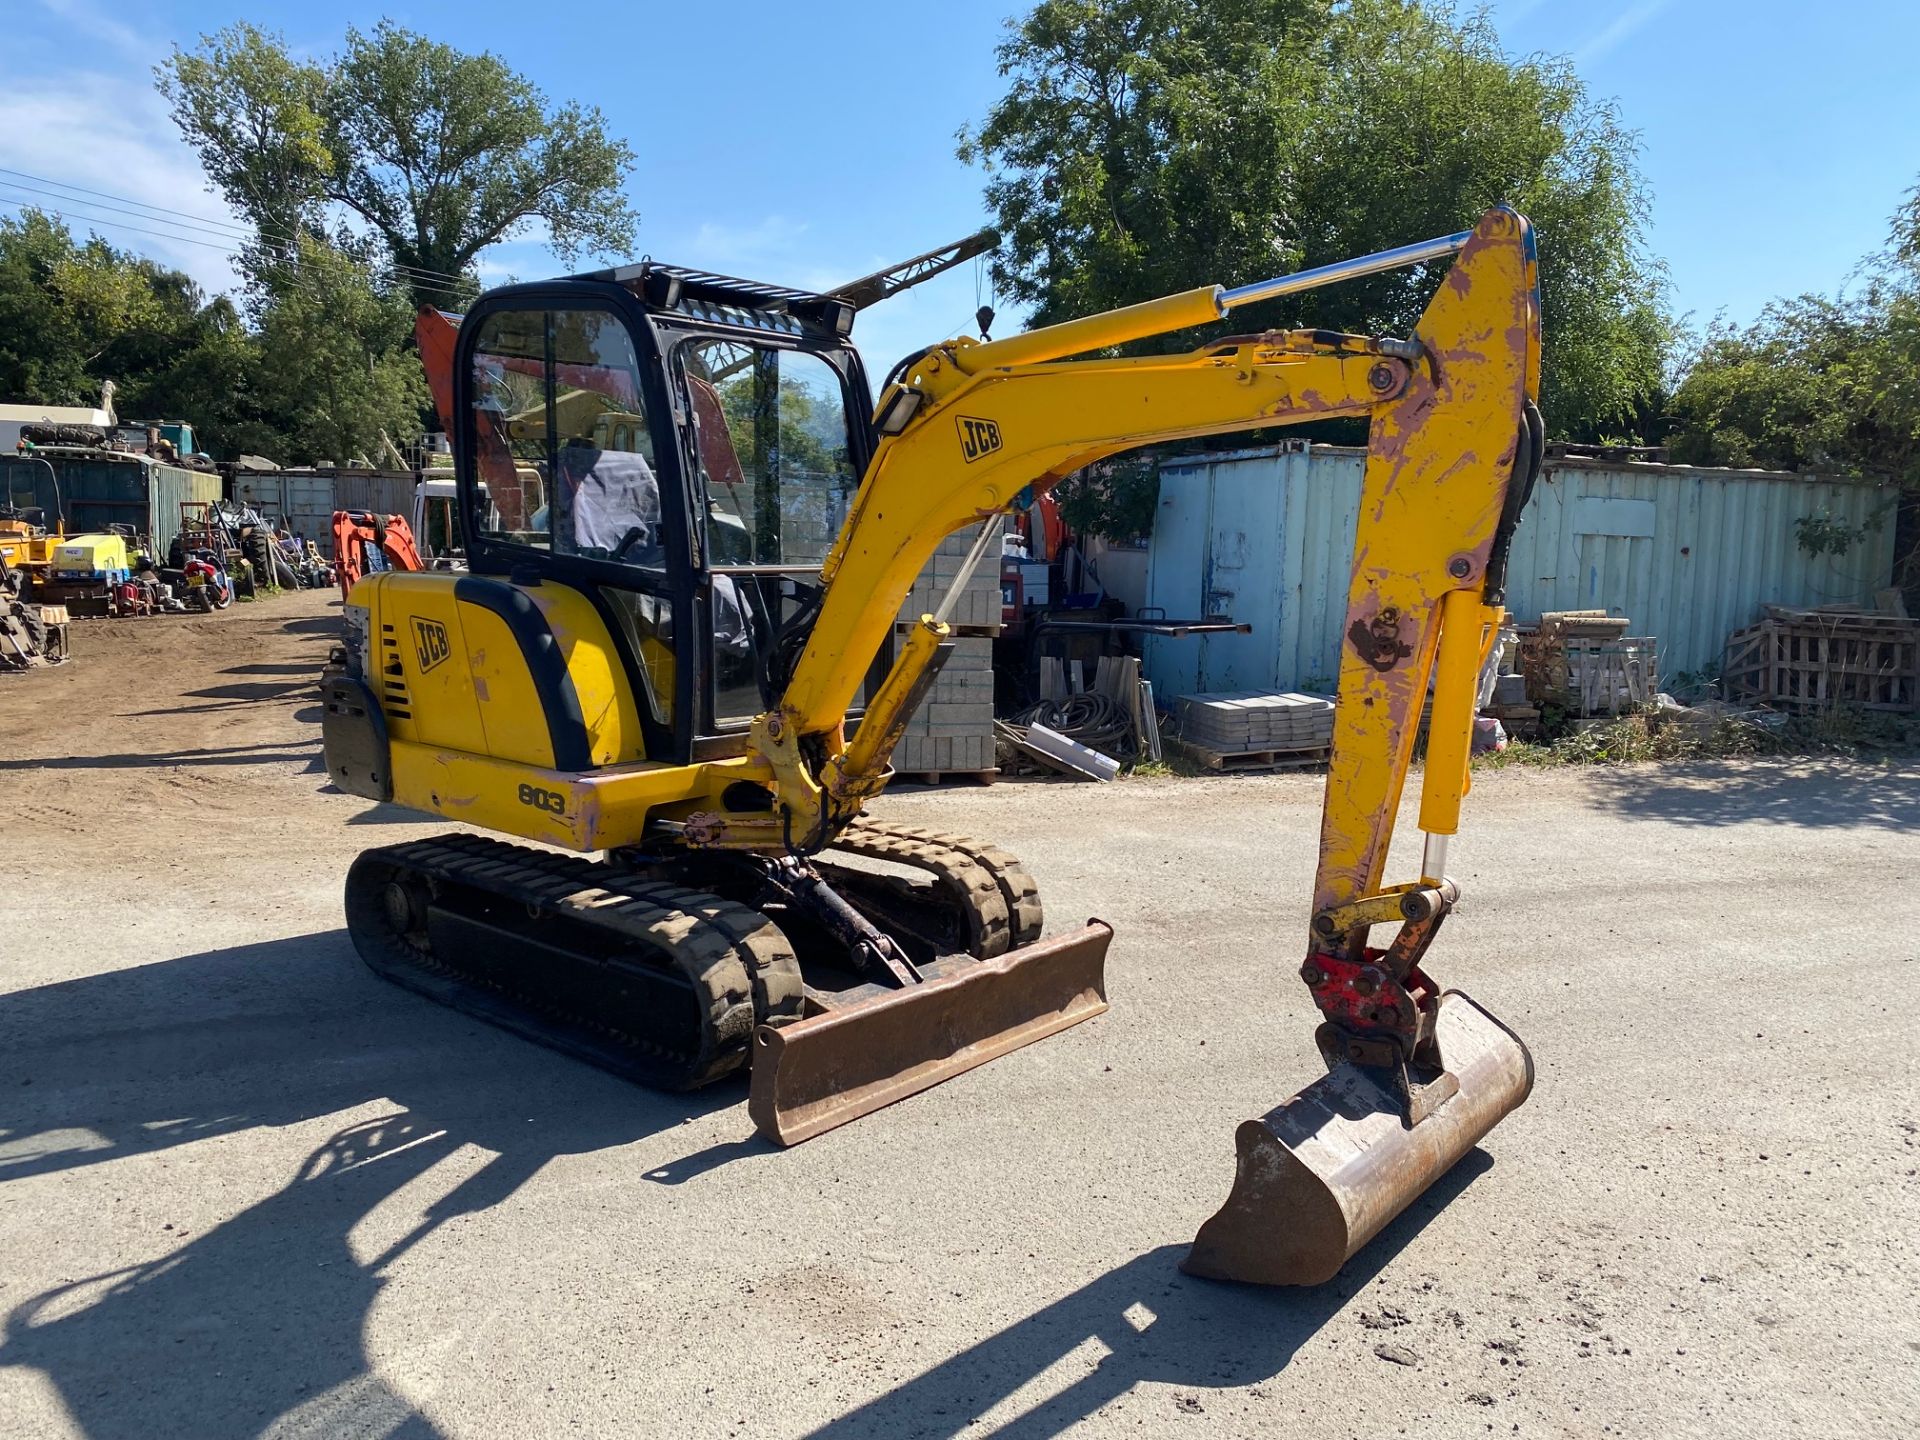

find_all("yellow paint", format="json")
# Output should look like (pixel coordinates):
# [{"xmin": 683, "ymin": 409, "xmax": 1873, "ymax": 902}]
[
  {"xmin": 829, "ymin": 615, "xmax": 949, "ymax": 799},
  {"xmin": 521, "ymin": 581, "xmax": 646, "ymax": 764},
  {"xmin": 389, "ymin": 740, "xmax": 772, "ymax": 851},
  {"xmin": 354, "ymin": 570, "xmax": 647, "ymax": 777},
  {"xmin": 795, "ymin": 344, "xmax": 1393, "ymax": 737},
  {"xmin": 1309, "ymin": 209, "xmax": 1536, "ymax": 916},
  {"xmin": 947, "ymin": 284, "xmax": 1223, "ymax": 372},
  {"xmin": 1418, "ymin": 589, "xmax": 1497, "ymax": 838}
]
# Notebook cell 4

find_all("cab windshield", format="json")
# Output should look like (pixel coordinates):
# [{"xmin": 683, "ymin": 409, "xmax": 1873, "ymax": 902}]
[{"xmin": 466, "ymin": 307, "xmax": 662, "ymax": 567}]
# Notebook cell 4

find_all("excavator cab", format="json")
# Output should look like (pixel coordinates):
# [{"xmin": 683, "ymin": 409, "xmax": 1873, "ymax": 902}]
[{"xmin": 447, "ymin": 270, "xmax": 887, "ymax": 759}]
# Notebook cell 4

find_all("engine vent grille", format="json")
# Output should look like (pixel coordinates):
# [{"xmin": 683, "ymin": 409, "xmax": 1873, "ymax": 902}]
[{"xmin": 379, "ymin": 623, "xmax": 412, "ymax": 720}]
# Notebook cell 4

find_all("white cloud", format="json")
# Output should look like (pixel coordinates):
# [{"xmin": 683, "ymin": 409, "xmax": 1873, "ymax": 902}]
[
  {"xmin": 0, "ymin": 67, "xmax": 244, "ymax": 299},
  {"xmin": 32, "ymin": 0, "xmax": 144, "ymax": 57},
  {"xmin": 682, "ymin": 214, "xmax": 812, "ymax": 272},
  {"xmin": 1573, "ymin": 0, "xmax": 1676, "ymax": 65}
]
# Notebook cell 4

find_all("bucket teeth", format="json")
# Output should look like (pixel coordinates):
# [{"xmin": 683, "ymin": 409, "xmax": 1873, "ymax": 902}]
[{"xmin": 1184, "ymin": 991, "xmax": 1532, "ymax": 1286}]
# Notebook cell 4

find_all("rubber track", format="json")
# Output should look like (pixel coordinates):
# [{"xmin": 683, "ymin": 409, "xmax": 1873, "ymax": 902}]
[
  {"xmin": 347, "ymin": 833, "xmax": 802, "ymax": 1089},
  {"xmin": 826, "ymin": 820, "xmax": 1043, "ymax": 956},
  {"xmin": 859, "ymin": 822, "xmax": 1045, "ymax": 949}
]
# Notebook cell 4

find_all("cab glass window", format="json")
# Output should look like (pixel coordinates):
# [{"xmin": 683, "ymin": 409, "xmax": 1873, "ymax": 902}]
[
  {"xmin": 468, "ymin": 308, "xmax": 663, "ymax": 567},
  {"xmin": 675, "ymin": 340, "xmax": 857, "ymax": 569}
]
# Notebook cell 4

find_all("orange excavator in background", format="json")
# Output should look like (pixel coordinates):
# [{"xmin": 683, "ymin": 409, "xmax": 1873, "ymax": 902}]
[{"xmin": 331, "ymin": 511, "xmax": 424, "ymax": 600}]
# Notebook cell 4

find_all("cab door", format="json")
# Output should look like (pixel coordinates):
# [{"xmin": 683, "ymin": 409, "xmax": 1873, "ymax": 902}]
[
  {"xmin": 665, "ymin": 330, "xmax": 885, "ymax": 740},
  {"xmin": 455, "ymin": 287, "xmax": 698, "ymax": 764}
]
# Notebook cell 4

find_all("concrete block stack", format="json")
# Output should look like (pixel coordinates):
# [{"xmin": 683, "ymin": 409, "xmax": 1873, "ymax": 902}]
[
  {"xmin": 1175, "ymin": 690, "xmax": 1335, "ymax": 770},
  {"xmin": 893, "ymin": 520, "xmax": 1003, "ymax": 778}
]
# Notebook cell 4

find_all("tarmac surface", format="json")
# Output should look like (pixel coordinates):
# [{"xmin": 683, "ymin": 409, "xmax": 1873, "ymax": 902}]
[{"xmin": 2, "ymin": 588, "xmax": 1916, "ymax": 1439}]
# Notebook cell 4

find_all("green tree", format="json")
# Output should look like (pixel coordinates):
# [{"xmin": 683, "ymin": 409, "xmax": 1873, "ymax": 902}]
[
  {"xmin": 0, "ymin": 211, "xmax": 167, "ymax": 404},
  {"xmin": 0, "ymin": 210, "xmax": 278, "ymax": 457},
  {"xmin": 962, "ymin": 0, "xmax": 1670, "ymax": 444},
  {"xmin": 250, "ymin": 236, "xmax": 428, "ymax": 465},
  {"xmin": 160, "ymin": 21, "xmax": 639, "ymax": 307},
  {"xmin": 1668, "ymin": 183, "xmax": 1920, "ymax": 486}
]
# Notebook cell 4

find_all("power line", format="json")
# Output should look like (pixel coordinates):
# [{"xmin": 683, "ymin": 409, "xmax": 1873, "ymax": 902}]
[
  {"xmin": 0, "ymin": 179, "xmax": 264, "ymax": 244},
  {"xmin": 0, "ymin": 165, "xmax": 247, "ymax": 235},
  {"xmin": 0, "ymin": 198, "xmax": 480, "ymax": 304},
  {"xmin": 0, "ymin": 164, "xmax": 475, "ymax": 287},
  {"xmin": 0, "ymin": 165, "xmax": 480, "ymax": 289},
  {"xmin": 0, "ymin": 194, "xmax": 240, "ymax": 255}
]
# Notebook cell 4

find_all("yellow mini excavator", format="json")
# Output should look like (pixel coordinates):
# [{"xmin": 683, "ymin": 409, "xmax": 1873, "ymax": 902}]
[{"xmin": 322, "ymin": 207, "xmax": 1543, "ymax": 1286}]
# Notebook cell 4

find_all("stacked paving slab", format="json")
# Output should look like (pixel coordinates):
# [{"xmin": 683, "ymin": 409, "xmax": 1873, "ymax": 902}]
[{"xmin": 1176, "ymin": 691, "xmax": 1336, "ymax": 754}]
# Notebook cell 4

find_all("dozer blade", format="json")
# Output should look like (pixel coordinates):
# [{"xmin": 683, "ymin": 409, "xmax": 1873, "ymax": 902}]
[
  {"xmin": 1184, "ymin": 990, "xmax": 1532, "ymax": 1286},
  {"xmin": 749, "ymin": 921, "xmax": 1113, "ymax": 1146}
]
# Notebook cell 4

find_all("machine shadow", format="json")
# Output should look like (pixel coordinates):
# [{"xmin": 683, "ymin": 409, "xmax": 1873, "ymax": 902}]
[
  {"xmin": 1580, "ymin": 756, "xmax": 1920, "ymax": 830},
  {"xmin": 805, "ymin": 1152, "xmax": 1491, "ymax": 1440},
  {"xmin": 0, "ymin": 739, "xmax": 323, "ymax": 772},
  {"xmin": 182, "ymin": 679, "xmax": 321, "ymax": 703},
  {"xmin": 281, "ymin": 614, "xmax": 344, "ymax": 636},
  {"xmin": 346, "ymin": 801, "xmax": 442, "ymax": 824},
  {"xmin": 221, "ymin": 661, "xmax": 330, "ymax": 677},
  {"xmin": 0, "ymin": 930, "xmax": 738, "ymax": 1440}
]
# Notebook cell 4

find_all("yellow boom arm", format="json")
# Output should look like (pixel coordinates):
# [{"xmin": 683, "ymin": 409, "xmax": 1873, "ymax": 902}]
[{"xmin": 737, "ymin": 209, "xmax": 1538, "ymax": 946}]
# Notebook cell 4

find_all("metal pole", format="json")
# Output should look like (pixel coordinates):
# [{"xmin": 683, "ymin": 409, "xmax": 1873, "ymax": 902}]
[
  {"xmin": 1219, "ymin": 230, "xmax": 1473, "ymax": 312},
  {"xmin": 933, "ymin": 515, "xmax": 1004, "ymax": 626}
]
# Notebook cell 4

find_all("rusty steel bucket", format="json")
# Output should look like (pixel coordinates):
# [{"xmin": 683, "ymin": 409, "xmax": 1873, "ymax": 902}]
[
  {"xmin": 749, "ymin": 921, "xmax": 1113, "ymax": 1146},
  {"xmin": 1184, "ymin": 990, "xmax": 1532, "ymax": 1286}
]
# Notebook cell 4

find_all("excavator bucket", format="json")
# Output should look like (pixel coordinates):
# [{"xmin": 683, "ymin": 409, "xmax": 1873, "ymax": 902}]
[
  {"xmin": 749, "ymin": 921, "xmax": 1113, "ymax": 1145},
  {"xmin": 1184, "ymin": 991, "xmax": 1532, "ymax": 1286}
]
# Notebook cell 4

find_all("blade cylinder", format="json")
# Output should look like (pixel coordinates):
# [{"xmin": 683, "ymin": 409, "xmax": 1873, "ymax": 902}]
[
  {"xmin": 749, "ymin": 922, "xmax": 1112, "ymax": 1145},
  {"xmin": 1184, "ymin": 990, "xmax": 1532, "ymax": 1286}
]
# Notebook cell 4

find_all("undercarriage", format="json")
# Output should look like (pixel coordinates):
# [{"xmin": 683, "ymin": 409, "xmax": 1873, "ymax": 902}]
[{"xmin": 345, "ymin": 821, "xmax": 1093, "ymax": 1116}]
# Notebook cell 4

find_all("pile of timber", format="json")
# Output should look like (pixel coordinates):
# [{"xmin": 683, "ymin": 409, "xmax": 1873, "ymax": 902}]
[{"xmin": 1173, "ymin": 690, "xmax": 1335, "ymax": 771}]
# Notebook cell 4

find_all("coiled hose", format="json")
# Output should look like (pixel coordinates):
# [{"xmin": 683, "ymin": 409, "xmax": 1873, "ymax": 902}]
[{"xmin": 1011, "ymin": 692, "xmax": 1135, "ymax": 757}]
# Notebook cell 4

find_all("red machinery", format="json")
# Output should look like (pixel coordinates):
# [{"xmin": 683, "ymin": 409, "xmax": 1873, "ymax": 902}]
[{"xmin": 332, "ymin": 512, "xmax": 423, "ymax": 599}]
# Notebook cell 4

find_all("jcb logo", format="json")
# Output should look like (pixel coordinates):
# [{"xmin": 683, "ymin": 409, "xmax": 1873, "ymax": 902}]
[
  {"xmin": 411, "ymin": 617, "xmax": 451, "ymax": 673},
  {"xmin": 957, "ymin": 416, "xmax": 1003, "ymax": 463},
  {"xmin": 517, "ymin": 783, "xmax": 566, "ymax": 815}
]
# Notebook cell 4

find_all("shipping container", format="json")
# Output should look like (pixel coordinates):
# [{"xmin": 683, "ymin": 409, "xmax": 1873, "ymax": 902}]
[
  {"xmin": 1143, "ymin": 443, "xmax": 1898, "ymax": 696},
  {"xmin": 228, "ymin": 469, "xmax": 418, "ymax": 547},
  {"xmin": 24, "ymin": 450, "xmax": 220, "ymax": 560},
  {"xmin": 331, "ymin": 471, "xmax": 418, "ymax": 526},
  {"xmin": 148, "ymin": 463, "xmax": 223, "ymax": 559}
]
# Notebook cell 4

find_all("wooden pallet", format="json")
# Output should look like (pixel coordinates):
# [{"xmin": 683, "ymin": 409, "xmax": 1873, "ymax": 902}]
[
  {"xmin": 1723, "ymin": 609, "xmax": 1920, "ymax": 713},
  {"xmin": 1519, "ymin": 633, "xmax": 1656, "ymax": 717},
  {"xmin": 1177, "ymin": 740, "xmax": 1332, "ymax": 773},
  {"xmin": 889, "ymin": 768, "xmax": 1000, "ymax": 787}
]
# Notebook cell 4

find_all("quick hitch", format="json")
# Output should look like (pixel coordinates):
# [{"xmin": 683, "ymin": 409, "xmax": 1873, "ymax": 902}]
[{"xmin": 1300, "ymin": 880, "xmax": 1462, "ymax": 1124}]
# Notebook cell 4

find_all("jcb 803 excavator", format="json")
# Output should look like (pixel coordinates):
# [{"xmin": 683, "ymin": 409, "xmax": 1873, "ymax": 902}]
[{"xmin": 322, "ymin": 207, "xmax": 1542, "ymax": 1286}]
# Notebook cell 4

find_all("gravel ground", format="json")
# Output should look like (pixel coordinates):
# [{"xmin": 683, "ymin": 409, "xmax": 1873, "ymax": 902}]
[{"xmin": 1, "ymin": 589, "xmax": 1916, "ymax": 1440}]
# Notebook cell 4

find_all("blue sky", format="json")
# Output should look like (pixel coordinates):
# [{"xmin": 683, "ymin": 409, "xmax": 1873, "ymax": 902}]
[{"xmin": 5, "ymin": 0, "xmax": 1919, "ymax": 377}]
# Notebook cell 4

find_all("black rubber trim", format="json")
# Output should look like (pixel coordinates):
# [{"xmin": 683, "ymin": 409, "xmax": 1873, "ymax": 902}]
[
  {"xmin": 454, "ymin": 576, "xmax": 594, "ymax": 771},
  {"xmin": 320, "ymin": 671, "xmax": 392, "ymax": 801}
]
